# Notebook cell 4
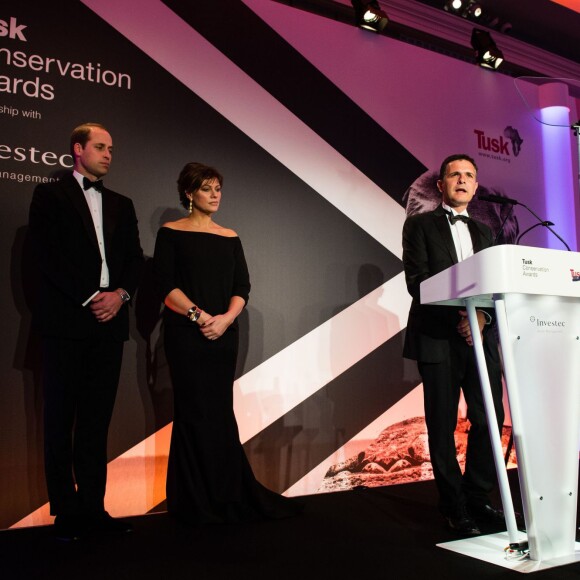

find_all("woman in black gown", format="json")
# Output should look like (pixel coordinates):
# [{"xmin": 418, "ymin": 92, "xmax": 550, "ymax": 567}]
[{"xmin": 153, "ymin": 162, "xmax": 301, "ymax": 524}]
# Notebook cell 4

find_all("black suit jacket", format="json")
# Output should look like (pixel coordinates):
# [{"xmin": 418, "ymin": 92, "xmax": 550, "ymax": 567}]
[
  {"xmin": 402, "ymin": 204, "xmax": 498, "ymax": 363},
  {"xmin": 29, "ymin": 172, "xmax": 143, "ymax": 341}
]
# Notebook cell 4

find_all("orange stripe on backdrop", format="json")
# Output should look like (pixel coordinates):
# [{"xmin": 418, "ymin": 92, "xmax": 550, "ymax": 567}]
[
  {"xmin": 11, "ymin": 272, "xmax": 413, "ymax": 528},
  {"xmin": 550, "ymin": 0, "xmax": 580, "ymax": 12},
  {"xmin": 10, "ymin": 424, "xmax": 172, "ymax": 529}
]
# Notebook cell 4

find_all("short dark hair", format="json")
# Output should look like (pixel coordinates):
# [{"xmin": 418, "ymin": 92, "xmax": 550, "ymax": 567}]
[
  {"xmin": 70, "ymin": 122, "xmax": 108, "ymax": 157},
  {"xmin": 177, "ymin": 162, "xmax": 223, "ymax": 210},
  {"xmin": 438, "ymin": 154, "xmax": 478, "ymax": 182}
]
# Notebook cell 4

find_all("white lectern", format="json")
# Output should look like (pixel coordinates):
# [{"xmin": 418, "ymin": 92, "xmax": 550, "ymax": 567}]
[{"xmin": 421, "ymin": 245, "xmax": 580, "ymax": 569}]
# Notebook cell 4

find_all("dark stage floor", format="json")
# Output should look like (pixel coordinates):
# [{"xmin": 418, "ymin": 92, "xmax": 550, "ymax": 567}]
[{"xmin": 2, "ymin": 475, "xmax": 580, "ymax": 580}]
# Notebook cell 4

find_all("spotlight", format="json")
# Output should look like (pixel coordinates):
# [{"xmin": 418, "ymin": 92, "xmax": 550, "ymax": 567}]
[
  {"xmin": 351, "ymin": 0, "xmax": 389, "ymax": 33},
  {"xmin": 471, "ymin": 28, "xmax": 504, "ymax": 70},
  {"xmin": 445, "ymin": 0, "xmax": 482, "ymax": 20},
  {"xmin": 465, "ymin": 2, "xmax": 482, "ymax": 18},
  {"xmin": 444, "ymin": 0, "xmax": 463, "ymax": 12}
]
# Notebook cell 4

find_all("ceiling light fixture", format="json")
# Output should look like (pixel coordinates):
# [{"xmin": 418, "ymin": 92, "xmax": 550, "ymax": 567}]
[
  {"xmin": 444, "ymin": 0, "xmax": 463, "ymax": 12},
  {"xmin": 471, "ymin": 28, "xmax": 504, "ymax": 70},
  {"xmin": 465, "ymin": 2, "xmax": 483, "ymax": 18},
  {"xmin": 444, "ymin": 0, "xmax": 483, "ymax": 20},
  {"xmin": 351, "ymin": 0, "xmax": 389, "ymax": 33}
]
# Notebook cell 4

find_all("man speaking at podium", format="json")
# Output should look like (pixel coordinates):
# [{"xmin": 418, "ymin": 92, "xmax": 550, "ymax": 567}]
[{"xmin": 402, "ymin": 154, "xmax": 504, "ymax": 536}]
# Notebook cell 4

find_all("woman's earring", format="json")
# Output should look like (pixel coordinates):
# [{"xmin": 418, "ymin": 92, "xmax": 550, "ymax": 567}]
[{"xmin": 188, "ymin": 196, "xmax": 193, "ymax": 214}]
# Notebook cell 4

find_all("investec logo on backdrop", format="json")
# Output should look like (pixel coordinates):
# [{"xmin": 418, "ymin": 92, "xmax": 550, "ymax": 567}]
[{"xmin": 474, "ymin": 127, "xmax": 523, "ymax": 163}]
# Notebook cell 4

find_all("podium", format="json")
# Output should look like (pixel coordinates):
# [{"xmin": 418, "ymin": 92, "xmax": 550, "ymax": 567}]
[{"xmin": 421, "ymin": 245, "xmax": 580, "ymax": 568}]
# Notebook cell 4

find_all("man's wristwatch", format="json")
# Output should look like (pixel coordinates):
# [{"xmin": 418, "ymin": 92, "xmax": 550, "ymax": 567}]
[
  {"xmin": 187, "ymin": 306, "xmax": 201, "ymax": 323},
  {"xmin": 117, "ymin": 288, "xmax": 131, "ymax": 303}
]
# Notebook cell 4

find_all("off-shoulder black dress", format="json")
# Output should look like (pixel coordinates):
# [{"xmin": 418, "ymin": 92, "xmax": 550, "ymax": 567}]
[{"xmin": 153, "ymin": 228, "xmax": 301, "ymax": 523}]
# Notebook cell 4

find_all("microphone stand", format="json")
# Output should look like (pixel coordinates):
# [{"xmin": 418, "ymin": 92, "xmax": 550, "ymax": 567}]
[
  {"xmin": 573, "ymin": 120, "xmax": 580, "ymax": 247},
  {"xmin": 479, "ymin": 193, "xmax": 571, "ymax": 250},
  {"xmin": 517, "ymin": 201, "xmax": 571, "ymax": 250},
  {"xmin": 493, "ymin": 204, "xmax": 514, "ymax": 245},
  {"xmin": 517, "ymin": 220, "xmax": 554, "ymax": 245}
]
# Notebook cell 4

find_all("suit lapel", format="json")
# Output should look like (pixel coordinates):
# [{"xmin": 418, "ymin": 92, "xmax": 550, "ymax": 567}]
[
  {"xmin": 101, "ymin": 189, "xmax": 118, "ymax": 259},
  {"xmin": 433, "ymin": 206, "xmax": 459, "ymax": 264},
  {"xmin": 62, "ymin": 174, "xmax": 100, "ymax": 252},
  {"xmin": 467, "ymin": 219, "xmax": 484, "ymax": 253}
]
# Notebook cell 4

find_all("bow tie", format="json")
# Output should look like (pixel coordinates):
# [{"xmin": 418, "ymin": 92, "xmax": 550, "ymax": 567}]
[
  {"xmin": 83, "ymin": 177, "xmax": 104, "ymax": 192},
  {"xmin": 445, "ymin": 210, "xmax": 470, "ymax": 224}
]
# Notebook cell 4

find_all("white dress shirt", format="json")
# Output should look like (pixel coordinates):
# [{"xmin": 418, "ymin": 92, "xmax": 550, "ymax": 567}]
[
  {"xmin": 442, "ymin": 201, "xmax": 473, "ymax": 262},
  {"xmin": 73, "ymin": 171, "xmax": 110, "ymax": 304}
]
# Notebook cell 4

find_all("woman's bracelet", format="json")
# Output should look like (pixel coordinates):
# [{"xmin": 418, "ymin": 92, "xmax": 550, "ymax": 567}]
[{"xmin": 186, "ymin": 306, "xmax": 202, "ymax": 323}]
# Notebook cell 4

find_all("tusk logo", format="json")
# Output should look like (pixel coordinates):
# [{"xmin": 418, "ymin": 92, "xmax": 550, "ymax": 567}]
[
  {"xmin": 0, "ymin": 17, "xmax": 27, "ymax": 42},
  {"xmin": 474, "ymin": 129, "xmax": 510, "ymax": 155},
  {"xmin": 474, "ymin": 127, "xmax": 523, "ymax": 157},
  {"xmin": 503, "ymin": 126, "xmax": 523, "ymax": 157},
  {"xmin": 571, "ymin": 269, "xmax": 580, "ymax": 282}
]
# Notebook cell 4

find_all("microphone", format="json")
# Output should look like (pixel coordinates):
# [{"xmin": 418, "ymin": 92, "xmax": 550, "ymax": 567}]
[
  {"xmin": 479, "ymin": 191, "xmax": 571, "ymax": 250},
  {"xmin": 478, "ymin": 193, "xmax": 519, "ymax": 205}
]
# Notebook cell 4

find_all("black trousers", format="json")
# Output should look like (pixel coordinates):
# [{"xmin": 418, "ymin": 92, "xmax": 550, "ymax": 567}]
[
  {"xmin": 418, "ymin": 335, "xmax": 504, "ymax": 516},
  {"xmin": 42, "ymin": 335, "xmax": 123, "ymax": 516}
]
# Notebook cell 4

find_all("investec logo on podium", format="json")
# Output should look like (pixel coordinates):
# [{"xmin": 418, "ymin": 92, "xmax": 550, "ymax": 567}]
[
  {"xmin": 571, "ymin": 269, "xmax": 580, "ymax": 282},
  {"xmin": 528, "ymin": 315, "xmax": 566, "ymax": 333}
]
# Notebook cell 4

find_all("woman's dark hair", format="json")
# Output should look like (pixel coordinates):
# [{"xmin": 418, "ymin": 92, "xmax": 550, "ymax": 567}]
[{"xmin": 177, "ymin": 162, "xmax": 223, "ymax": 210}]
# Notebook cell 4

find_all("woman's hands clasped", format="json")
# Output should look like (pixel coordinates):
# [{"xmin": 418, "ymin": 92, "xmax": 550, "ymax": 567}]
[{"xmin": 199, "ymin": 313, "xmax": 233, "ymax": 341}]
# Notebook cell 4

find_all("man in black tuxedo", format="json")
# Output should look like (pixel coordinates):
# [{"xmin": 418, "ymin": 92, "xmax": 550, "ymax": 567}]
[
  {"xmin": 402, "ymin": 154, "xmax": 504, "ymax": 536},
  {"xmin": 28, "ymin": 123, "xmax": 143, "ymax": 540}
]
